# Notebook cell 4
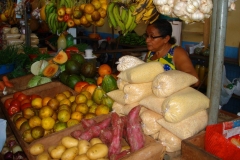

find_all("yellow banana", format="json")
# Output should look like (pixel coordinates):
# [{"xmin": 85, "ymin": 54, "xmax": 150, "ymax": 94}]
[
  {"xmin": 142, "ymin": 10, "xmax": 158, "ymax": 21},
  {"xmin": 149, "ymin": 13, "xmax": 160, "ymax": 24},
  {"xmin": 143, "ymin": 6, "xmax": 155, "ymax": 17},
  {"xmin": 135, "ymin": 8, "xmax": 146, "ymax": 24},
  {"xmin": 132, "ymin": 0, "xmax": 148, "ymax": 15},
  {"xmin": 146, "ymin": 0, "xmax": 153, "ymax": 9}
]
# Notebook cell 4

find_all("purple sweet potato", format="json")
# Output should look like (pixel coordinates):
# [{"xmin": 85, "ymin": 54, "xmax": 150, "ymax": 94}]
[
  {"xmin": 79, "ymin": 117, "xmax": 112, "ymax": 141},
  {"xmin": 108, "ymin": 112, "xmax": 124, "ymax": 157},
  {"xmin": 127, "ymin": 105, "xmax": 145, "ymax": 152},
  {"xmin": 99, "ymin": 128, "xmax": 113, "ymax": 146},
  {"xmin": 81, "ymin": 118, "xmax": 97, "ymax": 129},
  {"xmin": 70, "ymin": 130, "xmax": 82, "ymax": 140}
]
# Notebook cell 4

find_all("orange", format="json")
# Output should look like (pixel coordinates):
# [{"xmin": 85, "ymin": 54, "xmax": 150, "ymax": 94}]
[
  {"xmin": 86, "ymin": 99, "xmax": 94, "ymax": 107},
  {"xmin": 84, "ymin": 113, "xmax": 96, "ymax": 119},
  {"xmin": 101, "ymin": 3, "xmax": 107, "ymax": 10},
  {"xmin": 89, "ymin": 104, "xmax": 98, "ymax": 114},
  {"xmin": 31, "ymin": 97, "xmax": 43, "ymax": 109},
  {"xmin": 22, "ymin": 107, "xmax": 36, "ymax": 119},
  {"xmin": 39, "ymin": 106, "xmax": 54, "ymax": 118},
  {"xmin": 59, "ymin": 98, "xmax": 71, "ymax": 106},
  {"xmin": 71, "ymin": 102, "xmax": 77, "ymax": 112},
  {"xmin": 75, "ymin": 103, "xmax": 89, "ymax": 114},
  {"xmin": 71, "ymin": 111, "xmax": 83, "ymax": 122},
  {"xmin": 80, "ymin": 91, "xmax": 92, "ymax": 100},
  {"xmin": 80, "ymin": 3, "xmax": 86, "ymax": 11},
  {"xmin": 41, "ymin": 117, "xmax": 55, "ymax": 130},
  {"xmin": 67, "ymin": 119, "xmax": 79, "ymax": 127},
  {"xmin": 98, "ymin": 64, "xmax": 112, "ymax": 77},
  {"xmin": 97, "ymin": 76, "xmax": 103, "ymax": 86},
  {"xmin": 55, "ymin": 93, "xmax": 67, "ymax": 102},
  {"xmin": 58, "ymin": 110, "xmax": 71, "ymax": 122},
  {"xmin": 62, "ymin": 91, "xmax": 73, "ymax": 98},
  {"xmin": 95, "ymin": 104, "xmax": 109, "ymax": 116},
  {"xmin": 42, "ymin": 97, "xmax": 52, "ymax": 106},
  {"xmin": 69, "ymin": 95, "xmax": 76, "ymax": 103},
  {"xmin": 84, "ymin": 4, "xmax": 95, "ymax": 14},
  {"xmin": 29, "ymin": 116, "xmax": 42, "ymax": 128},
  {"xmin": 82, "ymin": 84, "xmax": 97, "ymax": 95},
  {"xmin": 75, "ymin": 94, "xmax": 87, "ymax": 104},
  {"xmin": 47, "ymin": 98, "xmax": 60, "ymax": 110},
  {"xmin": 58, "ymin": 104, "xmax": 71, "ymax": 112}
]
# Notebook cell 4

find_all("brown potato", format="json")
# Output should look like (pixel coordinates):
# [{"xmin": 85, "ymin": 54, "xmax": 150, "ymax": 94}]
[
  {"xmin": 61, "ymin": 147, "xmax": 78, "ymax": 160},
  {"xmin": 29, "ymin": 143, "xmax": 45, "ymax": 156},
  {"xmin": 62, "ymin": 136, "xmax": 79, "ymax": 148},
  {"xmin": 86, "ymin": 143, "xmax": 108, "ymax": 159},
  {"xmin": 36, "ymin": 152, "xmax": 50, "ymax": 160},
  {"xmin": 78, "ymin": 140, "xmax": 91, "ymax": 155},
  {"xmin": 50, "ymin": 145, "xmax": 66, "ymax": 159}
]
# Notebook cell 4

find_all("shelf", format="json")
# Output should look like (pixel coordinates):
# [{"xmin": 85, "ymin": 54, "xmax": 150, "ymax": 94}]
[
  {"xmin": 182, "ymin": 30, "xmax": 204, "ymax": 35},
  {"xmin": 189, "ymin": 54, "xmax": 239, "ymax": 65}
]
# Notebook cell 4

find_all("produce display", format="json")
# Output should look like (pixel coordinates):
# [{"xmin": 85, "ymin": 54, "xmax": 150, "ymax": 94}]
[
  {"xmin": 27, "ymin": 106, "xmax": 147, "ymax": 160},
  {"xmin": 117, "ymin": 32, "xmax": 146, "ymax": 46}
]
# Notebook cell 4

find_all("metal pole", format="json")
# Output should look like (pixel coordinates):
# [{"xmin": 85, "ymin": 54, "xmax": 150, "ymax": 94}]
[
  {"xmin": 208, "ymin": 0, "xmax": 228, "ymax": 125},
  {"xmin": 207, "ymin": 0, "xmax": 218, "ymax": 98}
]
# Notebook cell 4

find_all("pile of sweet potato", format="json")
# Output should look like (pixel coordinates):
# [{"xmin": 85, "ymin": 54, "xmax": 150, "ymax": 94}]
[{"xmin": 71, "ymin": 105, "xmax": 145, "ymax": 160}]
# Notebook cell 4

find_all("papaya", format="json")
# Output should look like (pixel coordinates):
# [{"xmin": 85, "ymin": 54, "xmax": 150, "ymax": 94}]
[
  {"xmin": 80, "ymin": 61, "xmax": 97, "ymax": 78},
  {"xmin": 42, "ymin": 63, "xmax": 59, "ymax": 78},
  {"xmin": 92, "ymin": 86, "xmax": 105, "ymax": 105},
  {"xmin": 53, "ymin": 50, "xmax": 68, "ymax": 64},
  {"xmin": 102, "ymin": 75, "xmax": 118, "ymax": 93},
  {"xmin": 101, "ymin": 94, "xmax": 114, "ymax": 111}
]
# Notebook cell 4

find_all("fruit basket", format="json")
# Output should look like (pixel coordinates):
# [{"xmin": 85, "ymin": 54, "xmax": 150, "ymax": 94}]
[
  {"xmin": 0, "ymin": 82, "xmax": 78, "ymax": 156},
  {"xmin": 24, "ymin": 114, "xmax": 165, "ymax": 160}
]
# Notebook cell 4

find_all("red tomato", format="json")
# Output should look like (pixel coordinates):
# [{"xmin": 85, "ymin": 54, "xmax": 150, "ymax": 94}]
[
  {"xmin": 63, "ymin": 14, "xmax": 70, "ymax": 22},
  {"xmin": 13, "ymin": 91, "xmax": 23, "ymax": 99},
  {"xmin": 4, "ymin": 98, "xmax": 13, "ymax": 109},
  {"xmin": 29, "ymin": 94, "xmax": 41, "ymax": 101},
  {"xmin": 17, "ymin": 93, "xmax": 28, "ymax": 102},
  {"xmin": 20, "ymin": 103, "xmax": 31, "ymax": 110},
  {"xmin": 10, "ymin": 99, "xmax": 21, "ymax": 108},
  {"xmin": 8, "ymin": 105, "xmax": 20, "ymax": 116},
  {"xmin": 20, "ymin": 99, "xmax": 31, "ymax": 105}
]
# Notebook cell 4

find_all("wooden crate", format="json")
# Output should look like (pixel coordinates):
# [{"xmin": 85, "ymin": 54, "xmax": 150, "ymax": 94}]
[
  {"xmin": 25, "ymin": 114, "xmax": 165, "ymax": 160},
  {"xmin": 0, "ymin": 82, "xmax": 77, "ymax": 157},
  {"xmin": 181, "ymin": 131, "xmax": 220, "ymax": 160}
]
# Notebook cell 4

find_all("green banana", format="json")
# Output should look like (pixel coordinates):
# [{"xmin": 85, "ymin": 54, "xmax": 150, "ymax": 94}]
[
  {"xmin": 62, "ymin": 22, "xmax": 68, "ymax": 32},
  {"xmin": 125, "ymin": 9, "xmax": 133, "ymax": 31},
  {"xmin": 107, "ymin": 2, "xmax": 117, "ymax": 29},
  {"xmin": 113, "ymin": 5, "xmax": 125, "ymax": 32},
  {"xmin": 129, "ymin": 20, "xmax": 137, "ymax": 32},
  {"xmin": 120, "ymin": 7, "xmax": 127, "ymax": 23}
]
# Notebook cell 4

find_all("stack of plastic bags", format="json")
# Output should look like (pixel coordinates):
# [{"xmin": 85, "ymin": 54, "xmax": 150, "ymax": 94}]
[{"xmin": 107, "ymin": 55, "xmax": 210, "ymax": 153}]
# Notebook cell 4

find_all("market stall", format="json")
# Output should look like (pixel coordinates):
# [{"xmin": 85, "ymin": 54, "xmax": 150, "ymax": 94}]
[{"xmin": 1, "ymin": 0, "xmax": 240, "ymax": 159}]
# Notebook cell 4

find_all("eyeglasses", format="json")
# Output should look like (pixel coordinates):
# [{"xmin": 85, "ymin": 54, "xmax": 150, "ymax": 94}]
[{"xmin": 143, "ymin": 34, "xmax": 165, "ymax": 40}]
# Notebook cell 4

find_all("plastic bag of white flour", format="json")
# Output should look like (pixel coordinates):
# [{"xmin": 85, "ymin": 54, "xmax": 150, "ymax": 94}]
[
  {"xmin": 152, "ymin": 70, "xmax": 198, "ymax": 98},
  {"xmin": 162, "ymin": 87, "xmax": 209, "ymax": 123},
  {"xmin": 139, "ymin": 94, "xmax": 165, "ymax": 115},
  {"xmin": 123, "ymin": 82, "xmax": 152, "ymax": 104},
  {"xmin": 117, "ymin": 61, "xmax": 164, "ymax": 83},
  {"xmin": 140, "ymin": 109, "xmax": 163, "ymax": 135},
  {"xmin": 158, "ymin": 127, "xmax": 182, "ymax": 152},
  {"xmin": 157, "ymin": 110, "xmax": 208, "ymax": 140},
  {"xmin": 107, "ymin": 90, "xmax": 126, "ymax": 105},
  {"xmin": 117, "ymin": 78, "xmax": 129, "ymax": 90},
  {"xmin": 116, "ymin": 55, "xmax": 145, "ymax": 72}
]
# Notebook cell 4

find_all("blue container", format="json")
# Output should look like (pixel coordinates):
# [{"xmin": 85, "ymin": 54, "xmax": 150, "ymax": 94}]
[{"xmin": 0, "ymin": 63, "xmax": 14, "ymax": 75}]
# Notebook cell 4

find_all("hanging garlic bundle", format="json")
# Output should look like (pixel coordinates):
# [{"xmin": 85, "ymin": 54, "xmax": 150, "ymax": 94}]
[
  {"xmin": 31, "ymin": 7, "xmax": 41, "ymax": 19},
  {"xmin": 228, "ymin": 0, "xmax": 237, "ymax": 11},
  {"xmin": 153, "ymin": 0, "xmax": 214, "ymax": 24}
]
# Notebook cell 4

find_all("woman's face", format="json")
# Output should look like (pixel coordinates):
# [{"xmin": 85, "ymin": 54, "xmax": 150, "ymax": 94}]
[{"xmin": 145, "ymin": 25, "xmax": 166, "ymax": 52}]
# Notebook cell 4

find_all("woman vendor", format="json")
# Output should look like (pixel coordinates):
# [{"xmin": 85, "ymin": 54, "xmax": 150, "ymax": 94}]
[{"xmin": 144, "ymin": 19, "xmax": 199, "ymax": 87}]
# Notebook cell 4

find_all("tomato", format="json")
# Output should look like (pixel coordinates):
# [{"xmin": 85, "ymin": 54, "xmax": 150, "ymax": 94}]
[
  {"xmin": 8, "ymin": 105, "xmax": 20, "ymax": 116},
  {"xmin": 17, "ymin": 93, "xmax": 28, "ymax": 102},
  {"xmin": 20, "ymin": 99, "xmax": 31, "ymax": 105},
  {"xmin": 10, "ymin": 99, "xmax": 21, "ymax": 108},
  {"xmin": 4, "ymin": 98, "xmax": 13, "ymax": 109},
  {"xmin": 20, "ymin": 103, "xmax": 31, "ymax": 110},
  {"xmin": 13, "ymin": 91, "xmax": 23, "ymax": 99},
  {"xmin": 29, "ymin": 94, "xmax": 41, "ymax": 101},
  {"xmin": 63, "ymin": 14, "xmax": 70, "ymax": 22}
]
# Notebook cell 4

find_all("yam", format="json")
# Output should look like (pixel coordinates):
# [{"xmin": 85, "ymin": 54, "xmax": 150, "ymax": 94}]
[
  {"xmin": 162, "ymin": 87, "xmax": 209, "ymax": 123},
  {"xmin": 139, "ymin": 94, "xmax": 165, "ymax": 115},
  {"xmin": 7, "ymin": 39, "xmax": 23, "ymax": 45},
  {"xmin": 123, "ymin": 82, "xmax": 152, "ymax": 104},
  {"xmin": 117, "ymin": 61, "xmax": 164, "ymax": 83},
  {"xmin": 4, "ymin": 33, "xmax": 21, "ymax": 39},
  {"xmin": 158, "ymin": 127, "xmax": 182, "ymax": 152},
  {"xmin": 140, "ymin": 109, "xmax": 163, "ymax": 135},
  {"xmin": 152, "ymin": 70, "xmax": 198, "ymax": 98},
  {"xmin": 157, "ymin": 110, "xmax": 208, "ymax": 140},
  {"xmin": 3, "ymin": 27, "xmax": 11, "ymax": 34}
]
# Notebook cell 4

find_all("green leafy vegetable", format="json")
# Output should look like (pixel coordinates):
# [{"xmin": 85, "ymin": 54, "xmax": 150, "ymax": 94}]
[{"xmin": 27, "ymin": 75, "xmax": 42, "ymax": 88}]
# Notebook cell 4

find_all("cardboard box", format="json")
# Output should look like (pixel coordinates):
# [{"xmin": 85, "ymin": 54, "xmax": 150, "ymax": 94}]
[{"xmin": 181, "ymin": 131, "xmax": 220, "ymax": 160}]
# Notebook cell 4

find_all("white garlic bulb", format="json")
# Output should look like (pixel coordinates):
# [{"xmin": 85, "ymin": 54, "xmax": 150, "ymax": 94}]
[
  {"xmin": 153, "ymin": 0, "xmax": 168, "ymax": 6},
  {"xmin": 173, "ymin": 1, "xmax": 187, "ymax": 17},
  {"xmin": 191, "ymin": 10, "xmax": 205, "ymax": 21},
  {"xmin": 186, "ymin": 3, "xmax": 197, "ymax": 13},
  {"xmin": 199, "ymin": 1, "xmax": 213, "ymax": 14},
  {"xmin": 160, "ymin": 5, "xmax": 173, "ymax": 16}
]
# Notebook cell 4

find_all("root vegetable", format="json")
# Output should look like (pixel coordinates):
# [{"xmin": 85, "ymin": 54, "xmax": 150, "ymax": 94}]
[
  {"xmin": 108, "ymin": 112, "xmax": 124, "ymax": 157},
  {"xmin": 78, "ymin": 140, "xmax": 91, "ymax": 155},
  {"xmin": 127, "ymin": 105, "xmax": 145, "ymax": 152},
  {"xmin": 61, "ymin": 147, "xmax": 78, "ymax": 160},
  {"xmin": 90, "ymin": 138, "xmax": 103, "ymax": 145},
  {"xmin": 61, "ymin": 136, "xmax": 79, "ymax": 148},
  {"xmin": 81, "ymin": 119, "xmax": 97, "ymax": 129},
  {"xmin": 29, "ymin": 143, "xmax": 45, "ymax": 156},
  {"xmin": 50, "ymin": 145, "xmax": 66, "ymax": 159},
  {"xmin": 86, "ymin": 143, "xmax": 108, "ymax": 159},
  {"xmin": 99, "ymin": 128, "xmax": 113, "ymax": 146}
]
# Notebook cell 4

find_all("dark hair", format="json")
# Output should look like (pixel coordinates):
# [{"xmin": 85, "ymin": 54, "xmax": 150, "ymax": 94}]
[{"xmin": 150, "ymin": 19, "xmax": 176, "ymax": 44}]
